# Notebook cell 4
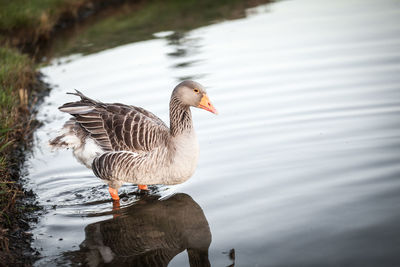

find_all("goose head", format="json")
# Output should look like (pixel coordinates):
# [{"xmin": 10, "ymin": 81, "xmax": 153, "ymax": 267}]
[{"xmin": 173, "ymin": 80, "xmax": 218, "ymax": 114}]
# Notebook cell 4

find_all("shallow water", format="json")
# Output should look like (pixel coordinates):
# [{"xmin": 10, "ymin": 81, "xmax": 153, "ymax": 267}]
[{"xmin": 27, "ymin": 0, "xmax": 400, "ymax": 266}]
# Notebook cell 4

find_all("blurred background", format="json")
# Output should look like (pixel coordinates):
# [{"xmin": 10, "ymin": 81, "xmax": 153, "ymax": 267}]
[{"xmin": 1, "ymin": 0, "xmax": 400, "ymax": 266}]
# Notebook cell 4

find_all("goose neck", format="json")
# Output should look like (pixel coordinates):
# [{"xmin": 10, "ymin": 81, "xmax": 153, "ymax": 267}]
[{"xmin": 169, "ymin": 96, "xmax": 193, "ymax": 136}]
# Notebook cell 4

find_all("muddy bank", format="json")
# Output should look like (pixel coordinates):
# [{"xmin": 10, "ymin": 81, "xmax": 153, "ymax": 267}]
[
  {"xmin": 0, "ymin": 70, "xmax": 49, "ymax": 266},
  {"xmin": 0, "ymin": 1, "xmax": 143, "ymax": 265},
  {"xmin": 1, "ymin": 0, "xmax": 142, "ymax": 57}
]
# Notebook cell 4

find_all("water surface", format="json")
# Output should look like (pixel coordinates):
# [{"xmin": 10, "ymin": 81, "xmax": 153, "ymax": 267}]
[{"xmin": 28, "ymin": 0, "xmax": 400, "ymax": 266}]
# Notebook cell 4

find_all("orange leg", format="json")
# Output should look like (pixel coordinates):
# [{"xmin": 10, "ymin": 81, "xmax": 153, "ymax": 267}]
[
  {"xmin": 138, "ymin": 184, "xmax": 148, "ymax": 190},
  {"xmin": 108, "ymin": 186, "xmax": 120, "ymax": 201}
]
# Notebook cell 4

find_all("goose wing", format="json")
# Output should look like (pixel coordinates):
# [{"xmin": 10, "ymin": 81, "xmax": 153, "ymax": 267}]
[{"xmin": 59, "ymin": 90, "xmax": 170, "ymax": 152}]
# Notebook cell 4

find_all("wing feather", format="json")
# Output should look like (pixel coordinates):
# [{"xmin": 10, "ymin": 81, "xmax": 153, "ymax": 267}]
[{"xmin": 59, "ymin": 90, "xmax": 170, "ymax": 153}]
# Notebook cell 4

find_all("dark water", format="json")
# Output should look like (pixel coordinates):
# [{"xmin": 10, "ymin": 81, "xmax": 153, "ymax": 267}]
[
  {"xmin": 67, "ymin": 193, "xmax": 212, "ymax": 266},
  {"xmin": 27, "ymin": 0, "xmax": 400, "ymax": 266}
]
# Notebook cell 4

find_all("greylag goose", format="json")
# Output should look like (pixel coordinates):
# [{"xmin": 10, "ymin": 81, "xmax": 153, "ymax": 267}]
[
  {"xmin": 69, "ymin": 193, "xmax": 211, "ymax": 266},
  {"xmin": 50, "ymin": 80, "xmax": 217, "ymax": 200}
]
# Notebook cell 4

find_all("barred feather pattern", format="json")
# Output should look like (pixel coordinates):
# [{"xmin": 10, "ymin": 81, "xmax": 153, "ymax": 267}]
[
  {"xmin": 58, "ymin": 93, "xmax": 170, "ymax": 153},
  {"xmin": 92, "ymin": 148, "xmax": 175, "ymax": 185},
  {"xmin": 169, "ymin": 95, "xmax": 193, "ymax": 137},
  {"xmin": 52, "ymin": 87, "xmax": 199, "ymax": 186},
  {"xmin": 92, "ymin": 96, "xmax": 196, "ymax": 185}
]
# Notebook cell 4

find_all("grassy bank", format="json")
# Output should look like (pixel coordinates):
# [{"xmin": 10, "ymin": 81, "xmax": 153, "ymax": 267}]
[
  {"xmin": 0, "ymin": 0, "xmax": 153, "ymax": 57},
  {"xmin": 0, "ymin": 1, "xmax": 135, "ymax": 264},
  {"xmin": 0, "ymin": 46, "xmax": 36, "ymax": 213},
  {"xmin": 0, "ymin": 46, "xmax": 41, "ymax": 265},
  {"xmin": 0, "ymin": 0, "xmax": 112, "ymax": 49}
]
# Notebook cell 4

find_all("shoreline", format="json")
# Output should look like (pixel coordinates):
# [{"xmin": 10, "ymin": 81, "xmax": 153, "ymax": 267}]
[
  {"xmin": 0, "ymin": 0, "xmax": 273, "ymax": 264},
  {"xmin": 0, "ymin": 1, "xmax": 140, "ymax": 265}
]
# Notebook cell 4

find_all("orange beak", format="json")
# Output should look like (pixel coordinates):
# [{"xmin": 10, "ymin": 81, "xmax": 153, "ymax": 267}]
[{"xmin": 198, "ymin": 94, "xmax": 218, "ymax": 114}]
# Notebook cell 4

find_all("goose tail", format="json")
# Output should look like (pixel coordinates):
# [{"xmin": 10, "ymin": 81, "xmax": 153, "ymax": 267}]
[
  {"xmin": 59, "ymin": 89, "xmax": 101, "ymax": 115},
  {"xmin": 49, "ymin": 118, "xmax": 85, "ymax": 150}
]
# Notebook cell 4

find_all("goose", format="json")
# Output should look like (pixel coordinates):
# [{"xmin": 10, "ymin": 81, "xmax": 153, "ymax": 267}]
[{"xmin": 50, "ymin": 80, "xmax": 217, "ymax": 201}]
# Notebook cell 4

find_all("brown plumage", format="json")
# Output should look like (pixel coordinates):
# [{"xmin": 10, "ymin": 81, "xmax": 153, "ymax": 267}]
[
  {"xmin": 50, "ymin": 80, "xmax": 217, "ymax": 200},
  {"xmin": 58, "ymin": 91, "xmax": 169, "ymax": 152}
]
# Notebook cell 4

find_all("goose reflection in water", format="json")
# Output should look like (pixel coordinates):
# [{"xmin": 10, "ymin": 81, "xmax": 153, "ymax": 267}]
[{"xmin": 69, "ymin": 193, "xmax": 212, "ymax": 267}]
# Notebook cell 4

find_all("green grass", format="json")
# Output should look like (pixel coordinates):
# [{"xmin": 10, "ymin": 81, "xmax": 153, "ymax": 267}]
[
  {"xmin": 0, "ymin": 0, "xmax": 83, "ymax": 32},
  {"xmin": 0, "ymin": 0, "xmax": 79, "ymax": 223},
  {"xmin": 0, "ymin": 46, "xmax": 34, "ymax": 134},
  {"xmin": 0, "ymin": 46, "xmax": 35, "ymax": 223},
  {"xmin": 0, "ymin": 46, "xmax": 39, "ymax": 265}
]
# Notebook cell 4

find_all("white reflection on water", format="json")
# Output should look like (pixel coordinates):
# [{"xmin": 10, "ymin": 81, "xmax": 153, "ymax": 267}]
[{"xmin": 30, "ymin": 0, "xmax": 400, "ymax": 266}]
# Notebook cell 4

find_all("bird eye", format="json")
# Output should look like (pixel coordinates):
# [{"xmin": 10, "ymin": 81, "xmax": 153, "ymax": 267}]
[{"xmin": 194, "ymin": 89, "xmax": 199, "ymax": 93}]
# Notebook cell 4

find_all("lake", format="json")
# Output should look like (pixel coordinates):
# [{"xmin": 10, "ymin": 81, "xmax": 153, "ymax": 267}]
[{"xmin": 27, "ymin": 0, "xmax": 400, "ymax": 266}]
